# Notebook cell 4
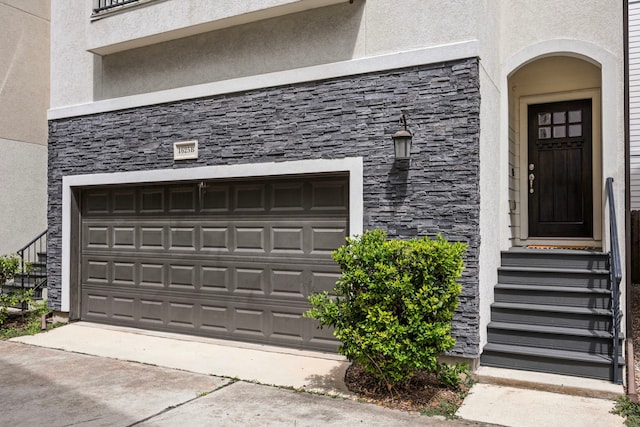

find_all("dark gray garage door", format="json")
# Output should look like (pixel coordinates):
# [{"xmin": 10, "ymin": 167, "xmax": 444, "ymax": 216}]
[{"xmin": 80, "ymin": 174, "xmax": 348, "ymax": 352}]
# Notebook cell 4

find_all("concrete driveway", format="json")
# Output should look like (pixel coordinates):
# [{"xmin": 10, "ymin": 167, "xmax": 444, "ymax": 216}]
[{"xmin": 0, "ymin": 340, "xmax": 491, "ymax": 427}]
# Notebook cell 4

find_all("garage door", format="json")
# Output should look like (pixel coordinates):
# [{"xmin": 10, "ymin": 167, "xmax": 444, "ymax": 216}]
[{"xmin": 79, "ymin": 174, "xmax": 348, "ymax": 352}]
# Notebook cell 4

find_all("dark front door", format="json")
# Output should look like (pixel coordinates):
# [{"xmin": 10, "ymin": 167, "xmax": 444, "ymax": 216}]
[{"xmin": 528, "ymin": 99, "xmax": 593, "ymax": 238}]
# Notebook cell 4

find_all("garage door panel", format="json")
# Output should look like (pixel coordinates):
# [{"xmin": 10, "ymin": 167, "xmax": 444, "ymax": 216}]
[
  {"xmin": 311, "ymin": 180, "xmax": 348, "ymax": 210},
  {"xmin": 141, "ymin": 226, "xmax": 166, "ymax": 249},
  {"xmin": 141, "ymin": 263, "xmax": 165, "ymax": 287},
  {"xmin": 271, "ymin": 227, "xmax": 304, "ymax": 253},
  {"xmin": 80, "ymin": 174, "xmax": 347, "ymax": 352},
  {"xmin": 201, "ymin": 266, "xmax": 229, "ymax": 290},
  {"xmin": 81, "ymin": 285, "xmax": 339, "ymax": 351},
  {"xmin": 113, "ymin": 261, "xmax": 136, "ymax": 285},
  {"xmin": 234, "ymin": 267, "xmax": 266, "ymax": 293},
  {"xmin": 83, "ymin": 220, "xmax": 346, "ymax": 257},
  {"xmin": 234, "ymin": 184, "xmax": 266, "ymax": 211},
  {"xmin": 235, "ymin": 227, "xmax": 266, "ymax": 252},
  {"xmin": 169, "ymin": 187, "xmax": 197, "ymax": 213},
  {"xmin": 169, "ymin": 264, "xmax": 196, "ymax": 289},
  {"xmin": 271, "ymin": 182, "xmax": 304, "ymax": 210},
  {"xmin": 85, "ymin": 260, "xmax": 109, "ymax": 284},
  {"xmin": 201, "ymin": 227, "xmax": 229, "ymax": 250},
  {"xmin": 311, "ymin": 226, "xmax": 348, "ymax": 253},
  {"xmin": 112, "ymin": 296, "xmax": 135, "ymax": 321},
  {"xmin": 311, "ymin": 270, "xmax": 342, "ymax": 294},
  {"xmin": 140, "ymin": 189, "xmax": 165, "ymax": 213},
  {"xmin": 85, "ymin": 191, "xmax": 109, "ymax": 214},
  {"xmin": 113, "ymin": 190, "xmax": 136, "ymax": 213},
  {"xmin": 86, "ymin": 226, "xmax": 109, "ymax": 249},
  {"xmin": 169, "ymin": 227, "xmax": 197, "ymax": 250},
  {"xmin": 200, "ymin": 304, "xmax": 228, "ymax": 332},
  {"xmin": 271, "ymin": 269, "xmax": 305, "ymax": 298},
  {"xmin": 201, "ymin": 186, "xmax": 229, "ymax": 212},
  {"xmin": 233, "ymin": 308, "xmax": 265, "ymax": 337},
  {"xmin": 113, "ymin": 226, "xmax": 136, "ymax": 248},
  {"xmin": 168, "ymin": 302, "xmax": 196, "ymax": 329},
  {"xmin": 82, "ymin": 255, "xmax": 338, "ymax": 297},
  {"xmin": 271, "ymin": 310, "xmax": 304, "ymax": 342},
  {"xmin": 139, "ymin": 298, "xmax": 164, "ymax": 325},
  {"xmin": 85, "ymin": 293, "xmax": 109, "ymax": 318}
]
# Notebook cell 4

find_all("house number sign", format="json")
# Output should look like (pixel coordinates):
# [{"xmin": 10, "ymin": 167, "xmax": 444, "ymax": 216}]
[{"xmin": 173, "ymin": 140, "xmax": 198, "ymax": 160}]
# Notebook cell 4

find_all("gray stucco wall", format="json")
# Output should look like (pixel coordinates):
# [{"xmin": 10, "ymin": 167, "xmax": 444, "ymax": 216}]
[{"xmin": 48, "ymin": 57, "xmax": 481, "ymax": 357}]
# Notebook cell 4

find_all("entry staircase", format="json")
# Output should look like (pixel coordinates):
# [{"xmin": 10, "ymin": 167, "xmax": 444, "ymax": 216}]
[
  {"xmin": 2, "ymin": 230, "xmax": 48, "ymax": 302},
  {"xmin": 481, "ymin": 249, "xmax": 624, "ymax": 381},
  {"xmin": 481, "ymin": 178, "xmax": 624, "ymax": 383}
]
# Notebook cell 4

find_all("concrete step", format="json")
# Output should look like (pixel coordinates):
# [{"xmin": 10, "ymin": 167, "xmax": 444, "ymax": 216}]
[
  {"xmin": 474, "ymin": 366, "xmax": 623, "ymax": 399},
  {"xmin": 501, "ymin": 249, "xmax": 609, "ymax": 270},
  {"xmin": 494, "ymin": 284, "xmax": 611, "ymax": 309},
  {"xmin": 480, "ymin": 342, "xmax": 624, "ymax": 382},
  {"xmin": 497, "ymin": 266, "xmax": 610, "ymax": 289},
  {"xmin": 486, "ymin": 321, "xmax": 622, "ymax": 354},
  {"xmin": 490, "ymin": 302, "xmax": 612, "ymax": 331}
]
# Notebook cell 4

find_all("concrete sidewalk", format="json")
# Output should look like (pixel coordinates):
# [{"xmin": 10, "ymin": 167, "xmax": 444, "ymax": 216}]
[
  {"xmin": 10, "ymin": 322, "xmax": 627, "ymax": 426},
  {"xmin": 0, "ymin": 340, "xmax": 485, "ymax": 427}
]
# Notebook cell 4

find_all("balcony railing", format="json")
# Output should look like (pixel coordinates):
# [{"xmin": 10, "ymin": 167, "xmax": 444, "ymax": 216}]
[{"xmin": 93, "ymin": 0, "xmax": 141, "ymax": 14}]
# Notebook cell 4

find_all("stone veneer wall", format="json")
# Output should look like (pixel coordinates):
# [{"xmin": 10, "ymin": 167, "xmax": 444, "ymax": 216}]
[{"xmin": 48, "ymin": 58, "xmax": 481, "ymax": 357}]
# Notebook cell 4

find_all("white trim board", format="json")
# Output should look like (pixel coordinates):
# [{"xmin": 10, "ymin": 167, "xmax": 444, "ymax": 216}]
[
  {"xmin": 48, "ymin": 40, "xmax": 480, "ymax": 120},
  {"xmin": 59, "ymin": 157, "xmax": 364, "ymax": 312}
]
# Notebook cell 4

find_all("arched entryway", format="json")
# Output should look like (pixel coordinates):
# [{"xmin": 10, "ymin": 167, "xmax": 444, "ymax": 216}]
[{"xmin": 507, "ymin": 55, "xmax": 602, "ymax": 247}]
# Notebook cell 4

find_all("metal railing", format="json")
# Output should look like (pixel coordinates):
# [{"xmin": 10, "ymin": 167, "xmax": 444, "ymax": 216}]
[
  {"xmin": 94, "ymin": 0, "xmax": 141, "ymax": 14},
  {"xmin": 16, "ymin": 230, "xmax": 48, "ymax": 304},
  {"xmin": 606, "ymin": 177, "xmax": 623, "ymax": 384}
]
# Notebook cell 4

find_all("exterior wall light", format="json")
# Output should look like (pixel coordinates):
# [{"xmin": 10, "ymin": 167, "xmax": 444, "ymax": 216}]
[{"xmin": 392, "ymin": 114, "xmax": 413, "ymax": 160}]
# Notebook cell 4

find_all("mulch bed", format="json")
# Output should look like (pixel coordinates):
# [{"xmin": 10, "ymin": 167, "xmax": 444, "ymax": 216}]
[{"xmin": 344, "ymin": 363, "xmax": 466, "ymax": 413}]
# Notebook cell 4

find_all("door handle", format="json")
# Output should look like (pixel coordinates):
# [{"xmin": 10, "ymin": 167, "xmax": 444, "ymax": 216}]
[{"xmin": 529, "ymin": 173, "xmax": 535, "ymax": 194}]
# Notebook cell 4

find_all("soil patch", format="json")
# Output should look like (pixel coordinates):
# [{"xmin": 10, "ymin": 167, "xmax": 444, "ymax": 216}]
[{"xmin": 344, "ymin": 363, "xmax": 468, "ymax": 414}]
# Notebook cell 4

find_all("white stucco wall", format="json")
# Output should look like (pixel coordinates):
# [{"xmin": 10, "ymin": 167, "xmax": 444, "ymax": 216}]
[
  {"xmin": 0, "ymin": 139, "xmax": 48, "ymax": 255},
  {"xmin": 51, "ymin": 0, "xmax": 482, "ymax": 108},
  {"xmin": 0, "ymin": 0, "xmax": 49, "ymax": 254}
]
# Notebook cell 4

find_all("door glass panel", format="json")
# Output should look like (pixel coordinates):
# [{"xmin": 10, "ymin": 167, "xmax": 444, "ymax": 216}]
[
  {"xmin": 538, "ymin": 127, "xmax": 551, "ymax": 139},
  {"xmin": 568, "ymin": 110, "xmax": 582, "ymax": 123},
  {"xmin": 553, "ymin": 111, "xmax": 566, "ymax": 124},
  {"xmin": 553, "ymin": 126, "xmax": 566, "ymax": 138},
  {"xmin": 538, "ymin": 113, "xmax": 551, "ymax": 125},
  {"xmin": 568, "ymin": 124, "xmax": 582, "ymax": 137}
]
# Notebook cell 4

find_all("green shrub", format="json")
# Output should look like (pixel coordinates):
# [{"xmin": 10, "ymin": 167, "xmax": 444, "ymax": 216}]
[
  {"xmin": 305, "ymin": 229, "xmax": 466, "ymax": 392},
  {"xmin": 612, "ymin": 395, "xmax": 640, "ymax": 426},
  {"xmin": 0, "ymin": 254, "xmax": 32, "ymax": 325}
]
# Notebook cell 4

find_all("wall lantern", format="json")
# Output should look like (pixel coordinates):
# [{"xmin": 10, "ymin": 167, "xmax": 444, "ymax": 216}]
[{"xmin": 392, "ymin": 114, "xmax": 413, "ymax": 160}]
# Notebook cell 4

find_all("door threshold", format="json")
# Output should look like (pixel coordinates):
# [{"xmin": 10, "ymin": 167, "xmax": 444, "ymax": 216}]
[{"xmin": 526, "ymin": 245, "xmax": 599, "ymax": 250}]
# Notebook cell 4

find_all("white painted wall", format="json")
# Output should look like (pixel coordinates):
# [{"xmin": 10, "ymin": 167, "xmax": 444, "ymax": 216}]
[
  {"xmin": 51, "ymin": 0, "xmax": 482, "ymax": 108},
  {"xmin": 0, "ymin": 139, "xmax": 48, "ymax": 255},
  {"xmin": 0, "ymin": 0, "xmax": 49, "ymax": 254}
]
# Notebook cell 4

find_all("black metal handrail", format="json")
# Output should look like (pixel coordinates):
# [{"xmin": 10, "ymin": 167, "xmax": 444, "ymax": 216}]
[
  {"xmin": 16, "ymin": 230, "xmax": 48, "ymax": 307},
  {"xmin": 93, "ymin": 0, "xmax": 141, "ymax": 14},
  {"xmin": 606, "ymin": 177, "xmax": 623, "ymax": 384}
]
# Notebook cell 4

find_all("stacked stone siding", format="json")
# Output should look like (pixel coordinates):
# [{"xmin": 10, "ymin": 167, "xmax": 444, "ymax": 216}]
[{"xmin": 48, "ymin": 57, "xmax": 481, "ymax": 357}]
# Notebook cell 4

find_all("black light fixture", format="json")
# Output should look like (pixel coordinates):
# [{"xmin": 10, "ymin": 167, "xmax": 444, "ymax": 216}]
[{"xmin": 392, "ymin": 114, "xmax": 413, "ymax": 160}]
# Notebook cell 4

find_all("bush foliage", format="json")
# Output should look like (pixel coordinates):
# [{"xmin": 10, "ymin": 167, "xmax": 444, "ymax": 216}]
[
  {"xmin": 305, "ymin": 229, "xmax": 466, "ymax": 391},
  {"xmin": 0, "ymin": 254, "xmax": 33, "ymax": 325}
]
